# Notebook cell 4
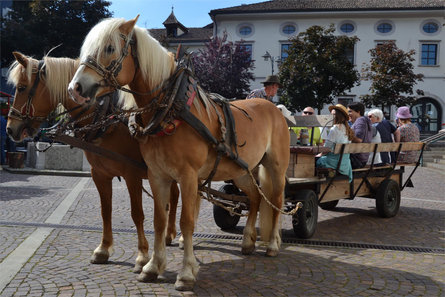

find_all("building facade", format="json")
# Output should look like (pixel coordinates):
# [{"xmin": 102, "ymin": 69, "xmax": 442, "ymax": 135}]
[{"xmin": 209, "ymin": 0, "xmax": 445, "ymax": 135}]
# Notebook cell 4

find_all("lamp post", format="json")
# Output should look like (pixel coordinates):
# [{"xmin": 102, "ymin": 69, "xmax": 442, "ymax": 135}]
[{"xmin": 262, "ymin": 51, "xmax": 281, "ymax": 75}]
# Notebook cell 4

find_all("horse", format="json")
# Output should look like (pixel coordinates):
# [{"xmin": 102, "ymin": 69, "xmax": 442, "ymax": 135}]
[
  {"xmin": 6, "ymin": 52, "xmax": 180, "ymax": 273},
  {"xmin": 67, "ymin": 16, "xmax": 290, "ymax": 291}
]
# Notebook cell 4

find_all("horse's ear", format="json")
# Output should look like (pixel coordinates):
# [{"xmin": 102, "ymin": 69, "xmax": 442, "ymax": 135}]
[
  {"xmin": 120, "ymin": 15, "xmax": 139, "ymax": 35},
  {"xmin": 13, "ymin": 52, "xmax": 28, "ymax": 67}
]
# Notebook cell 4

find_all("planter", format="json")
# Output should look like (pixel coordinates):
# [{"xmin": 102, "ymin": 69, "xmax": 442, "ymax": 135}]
[{"xmin": 8, "ymin": 152, "xmax": 25, "ymax": 168}]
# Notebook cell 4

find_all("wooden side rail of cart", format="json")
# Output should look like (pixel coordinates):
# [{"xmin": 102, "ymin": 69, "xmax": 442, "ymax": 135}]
[{"xmin": 317, "ymin": 141, "xmax": 426, "ymax": 205}]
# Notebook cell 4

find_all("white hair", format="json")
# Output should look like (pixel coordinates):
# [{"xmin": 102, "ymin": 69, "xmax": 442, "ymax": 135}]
[{"xmin": 368, "ymin": 108, "xmax": 384, "ymax": 122}]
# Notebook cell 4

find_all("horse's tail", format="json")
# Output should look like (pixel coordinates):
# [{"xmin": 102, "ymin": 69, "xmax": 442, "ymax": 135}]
[{"xmin": 258, "ymin": 165, "xmax": 282, "ymax": 243}]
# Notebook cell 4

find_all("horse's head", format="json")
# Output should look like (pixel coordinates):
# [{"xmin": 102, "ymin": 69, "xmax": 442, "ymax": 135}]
[
  {"xmin": 68, "ymin": 16, "xmax": 140, "ymax": 104},
  {"xmin": 6, "ymin": 52, "xmax": 54, "ymax": 142}
]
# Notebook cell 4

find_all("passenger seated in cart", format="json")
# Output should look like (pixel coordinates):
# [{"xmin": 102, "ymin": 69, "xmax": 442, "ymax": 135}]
[
  {"xmin": 395, "ymin": 106, "xmax": 420, "ymax": 163},
  {"xmin": 348, "ymin": 102, "xmax": 372, "ymax": 169},
  {"xmin": 316, "ymin": 104, "xmax": 354, "ymax": 182},
  {"xmin": 291, "ymin": 107, "xmax": 324, "ymax": 145}
]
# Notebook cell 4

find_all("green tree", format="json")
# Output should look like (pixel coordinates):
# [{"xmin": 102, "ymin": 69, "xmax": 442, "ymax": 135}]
[
  {"xmin": 279, "ymin": 25, "xmax": 360, "ymax": 112},
  {"xmin": 191, "ymin": 31, "xmax": 255, "ymax": 99},
  {"xmin": 361, "ymin": 41, "xmax": 424, "ymax": 108},
  {"xmin": 1, "ymin": 0, "xmax": 113, "ymax": 67}
]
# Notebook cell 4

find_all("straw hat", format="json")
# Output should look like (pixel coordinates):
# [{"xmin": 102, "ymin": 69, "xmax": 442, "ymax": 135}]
[{"xmin": 328, "ymin": 104, "xmax": 348, "ymax": 118}]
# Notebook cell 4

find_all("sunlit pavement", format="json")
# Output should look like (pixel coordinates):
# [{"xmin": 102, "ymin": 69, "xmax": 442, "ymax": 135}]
[{"xmin": 0, "ymin": 166, "xmax": 444, "ymax": 296}]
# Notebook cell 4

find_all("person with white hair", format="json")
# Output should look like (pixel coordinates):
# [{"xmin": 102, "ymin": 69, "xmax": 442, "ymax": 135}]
[{"xmin": 368, "ymin": 108, "xmax": 399, "ymax": 164}]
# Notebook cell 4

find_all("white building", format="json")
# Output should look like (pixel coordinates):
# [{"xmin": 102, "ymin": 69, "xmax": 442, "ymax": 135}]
[{"xmin": 209, "ymin": 0, "xmax": 445, "ymax": 135}]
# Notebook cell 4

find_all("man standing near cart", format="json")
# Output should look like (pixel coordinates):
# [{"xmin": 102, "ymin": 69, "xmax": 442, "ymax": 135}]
[{"xmin": 246, "ymin": 75, "xmax": 281, "ymax": 102}]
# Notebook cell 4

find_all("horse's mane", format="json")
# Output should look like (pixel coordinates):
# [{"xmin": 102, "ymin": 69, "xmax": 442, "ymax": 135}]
[
  {"xmin": 8, "ymin": 54, "xmax": 79, "ymax": 106},
  {"xmin": 79, "ymin": 18, "xmax": 210, "ymax": 117},
  {"xmin": 43, "ymin": 56, "xmax": 79, "ymax": 105}
]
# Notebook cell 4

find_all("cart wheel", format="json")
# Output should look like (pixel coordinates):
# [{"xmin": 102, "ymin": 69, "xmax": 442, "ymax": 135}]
[
  {"xmin": 213, "ymin": 184, "xmax": 242, "ymax": 230},
  {"xmin": 375, "ymin": 179, "xmax": 401, "ymax": 218},
  {"xmin": 319, "ymin": 200, "xmax": 339, "ymax": 210},
  {"xmin": 292, "ymin": 190, "xmax": 318, "ymax": 239}
]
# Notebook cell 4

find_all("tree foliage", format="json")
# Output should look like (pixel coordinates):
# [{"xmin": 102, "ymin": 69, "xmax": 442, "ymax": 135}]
[
  {"xmin": 1, "ymin": 0, "xmax": 113, "ymax": 67},
  {"xmin": 279, "ymin": 25, "xmax": 360, "ymax": 112},
  {"xmin": 191, "ymin": 32, "xmax": 255, "ymax": 99},
  {"xmin": 361, "ymin": 41, "xmax": 424, "ymax": 108}
]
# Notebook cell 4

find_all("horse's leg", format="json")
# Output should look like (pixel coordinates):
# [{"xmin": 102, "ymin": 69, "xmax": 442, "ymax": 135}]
[
  {"xmin": 165, "ymin": 182, "xmax": 179, "ymax": 246},
  {"xmin": 257, "ymin": 164, "xmax": 284, "ymax": 257},
  {"xmin": 138, "ymin": 178, "xmax": 170, "ymax": 282},
  {"xmin": 178, "ymin": 192, "xmax": 201, "ymax": 250},
  {"xmin": 234, "ymin": 174, "xmax": 261, "ymax": 255},
  {"xmin": 175, "ymin": 174, "xmax": 200, "ymax": 291},
  {"xmin": 124, "ymin": 176, "xmax": 149, "ymax": 273},
  {"xmin": 90, "ymin": 170, "xmax": 113, "ymax": 264}
]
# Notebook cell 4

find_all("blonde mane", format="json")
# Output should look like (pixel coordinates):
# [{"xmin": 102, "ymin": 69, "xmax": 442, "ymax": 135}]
[
  {"xmin": 43, "ymin": 56, "xmax": 79, "ymax": 105},
  {"xmin": 8, "ymin": 54, "xmax": 79, "ymax": 106}
]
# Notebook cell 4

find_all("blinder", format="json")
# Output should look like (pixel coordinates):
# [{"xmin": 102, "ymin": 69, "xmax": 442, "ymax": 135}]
[
  {"xmin": 8, "ymin": 60, "xmax": 47, "ymax": 123},
  {"xmin": 80, "ymin": 32, "xmax": 135, "ymax": 90}
]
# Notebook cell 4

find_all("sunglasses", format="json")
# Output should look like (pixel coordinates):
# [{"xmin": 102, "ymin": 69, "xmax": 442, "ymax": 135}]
[
  {"xmin": 368, "ymin": 115, "xmax": 374, "ymax": 118},
  {"xmin": 303, "ymin": 111, "xmax": 313, "ymax": 115}
]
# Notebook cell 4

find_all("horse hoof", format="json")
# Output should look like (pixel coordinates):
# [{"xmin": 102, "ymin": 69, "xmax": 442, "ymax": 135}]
[
  {"xmin": 165, "ymin": 237, "xmax": 173, "ymax": 246},
  {"xmin": 175, "ymin": 279, "xmax": 195, "ymax": 291},
  {"xmin": 241, "ymin": 245, "xmax": 255, "ymax": 255},
  {"xmin": 178, "ymin": 241, "xmax": 184, "ymax": 250},
  {"xmin": 266, "ymin": 248, "xmax": 278, "ymax": 257},
  {"xmin": 133, "ymin": 264, "xmax": 143, "ymax": 274},
  {"xmin": 137, "ymin": 271, "xmax": 158, "ymax": 283},
  {"xmin": 90, "ymin": 253, "xmax": 109, "ymax": 264}
]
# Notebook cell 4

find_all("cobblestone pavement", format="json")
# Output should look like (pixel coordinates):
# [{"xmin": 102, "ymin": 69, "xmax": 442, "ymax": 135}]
[{"xmin": 0, "ymin": 166, "xmax": 444, "ymax": 296}]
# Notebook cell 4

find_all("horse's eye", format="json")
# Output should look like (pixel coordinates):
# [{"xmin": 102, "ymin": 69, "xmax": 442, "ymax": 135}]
[
  {"xmin": 17, "ymin": 85, "xmax": 26, "ymax": 92},
  {"xmin": 105, "ymin": 45, "xmax": 114, "ymax": 54}
]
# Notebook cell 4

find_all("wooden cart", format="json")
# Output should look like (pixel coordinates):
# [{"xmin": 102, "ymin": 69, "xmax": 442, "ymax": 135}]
[{"xmin": 212, "ymin": 115, "xmax": 425, "ymax": 239}]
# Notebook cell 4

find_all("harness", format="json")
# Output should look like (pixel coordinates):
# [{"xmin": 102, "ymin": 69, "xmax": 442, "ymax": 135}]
[
  {"xmin": 8, "ymin": 60, "xmax": 48, "ymax": 123},
  {"xmin": 79, "ymin": 31, "xmax": 250, "ymax": 182}
]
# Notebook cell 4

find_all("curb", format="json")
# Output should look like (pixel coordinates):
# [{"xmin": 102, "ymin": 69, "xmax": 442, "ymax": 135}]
[{"xmin": 1, "ymin": 165, "xmax": 91, "ymax": 177}]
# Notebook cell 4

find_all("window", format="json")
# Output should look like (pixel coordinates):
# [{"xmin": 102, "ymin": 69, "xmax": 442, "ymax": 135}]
[
  {"xmin": 281, "ymin": 44, "xmax": 291, "ymax": 61},
  {"xmin": 421, "ymin": 43, "xmax": 438, "ymax": 65},
  {"xmin": 240, "ymin": 44, "xmax": 253, "ymax": 61},
  {"xmin": 375, "ymin": 21, "xmax": 395, "ymax": 35},
  {"xmin": 344, "ymin": 46, "xmax": 355, "ymax": 64},
  {"xmin": 377, "ymin": 23, "xmax": 392, "ymax": 33},
  {"xmin": 340, "ymin": 23, "xmax": 354, "ymax": 33},
  {"xmin": 423, "ymin": 22, "xmax": 439, "ymax": 34},
  {"xmin": 337, "ymin": 97, "xmax": 353, "ymax": 107},
  {"xmin": 280, "ymin": 22, "xmax": 298, "ymax": 37},
  {"xmin": 239, "ymin": 26, "xmax": 252, "ymax": 36},
  {"xmin": 282, "ymin": 25, "xmax": 296, "ymax": 35},
  {"xmin": 236, "ymin": 23, "xmax": 254, "ymax": 38}
]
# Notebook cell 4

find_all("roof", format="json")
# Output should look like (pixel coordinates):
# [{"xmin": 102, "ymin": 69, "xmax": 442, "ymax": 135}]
[
  {"xmin": 149, "ymin": 26, "xmax": 213, "ymax": 44},
  {"xmin": 162, "ymin": 10, "xmax": 188, "ymax": 32},
  {"xmin": 209, "ymin": 0, "xmax": 445, "ymax": 16}
]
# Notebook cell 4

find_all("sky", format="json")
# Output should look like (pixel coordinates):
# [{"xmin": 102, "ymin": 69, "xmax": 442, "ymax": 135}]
[{"xmin": 109, "ymin": 0, "xmax": 261, "ymax": 29}]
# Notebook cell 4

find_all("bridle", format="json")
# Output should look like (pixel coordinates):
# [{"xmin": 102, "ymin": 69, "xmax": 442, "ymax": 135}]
[
  {"xmin": 8, "ymin": 60, "xmax": 48, "ymax": 123},
  {"xmin": 80, "ymin": 32, "xmax": 135, "ymax": 91}
]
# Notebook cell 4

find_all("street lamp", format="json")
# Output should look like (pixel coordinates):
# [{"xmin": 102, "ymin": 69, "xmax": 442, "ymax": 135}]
[{"xmin": 262, "ymin": 51, "xmax": 281, "ymax": 75}]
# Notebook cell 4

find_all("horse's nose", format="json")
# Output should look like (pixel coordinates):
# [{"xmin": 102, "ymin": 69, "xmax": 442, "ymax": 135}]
[{"xmin": 6, "ymin": 127, "xmax": 13, "ymax": 136}]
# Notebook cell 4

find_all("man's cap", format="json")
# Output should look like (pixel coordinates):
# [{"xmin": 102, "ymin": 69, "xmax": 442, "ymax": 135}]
[{"xmin": 261, "ymin": 75, "xmax": 282, "ymax": 87}]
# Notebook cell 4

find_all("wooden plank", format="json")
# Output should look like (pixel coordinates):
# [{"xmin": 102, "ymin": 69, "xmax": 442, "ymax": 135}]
[
  {"xmin": 287, "ymin": 176, "xmax": 325, "ymax": 184},
  {"xmin": 333, "ymin": 142, "xmax": 424, "ymax": 154},
  {"xmin": 288, "ymin": 115, "xmax": 334, "ymax": 128}
]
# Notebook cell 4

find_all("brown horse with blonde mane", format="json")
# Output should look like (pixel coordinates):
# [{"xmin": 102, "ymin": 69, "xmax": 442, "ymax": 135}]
[
  {"xmin": 68, "ymin": 16, "xmax": 290, "ymax": 291},
  {"xmin": 6, "ymin": 52, "xmax": 180, "ymax": 273}
]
